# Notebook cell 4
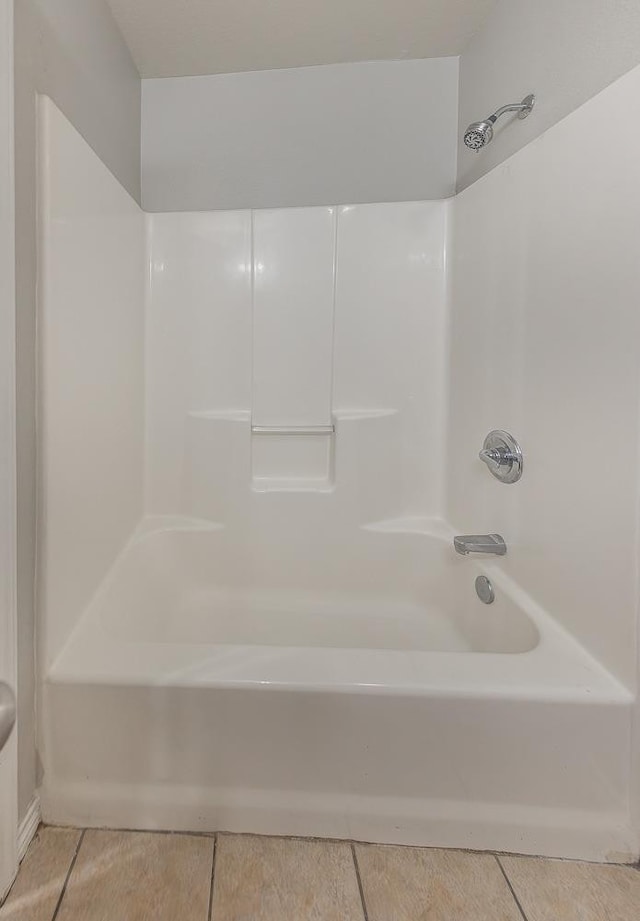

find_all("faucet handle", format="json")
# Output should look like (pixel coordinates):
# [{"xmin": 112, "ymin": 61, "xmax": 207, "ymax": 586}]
[
  {"xmin": 479, "ymin": 447, "xmax": 518, "ymax": 472},
  {"xmin": 479, "ymin": 431, "xmax": 523, "ymax": 484},
  {"xmin": 479, "ymin": 447, "xmax": 503, "ymax": 471}
]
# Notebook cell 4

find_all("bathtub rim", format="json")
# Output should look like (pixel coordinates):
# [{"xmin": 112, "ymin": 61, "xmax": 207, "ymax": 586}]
[{"xmin": 47, "ymin": 516, "xmax": 631, "ymax": 705}]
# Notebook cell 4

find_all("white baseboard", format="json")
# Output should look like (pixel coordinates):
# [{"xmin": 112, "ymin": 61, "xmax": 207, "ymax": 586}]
[
  {"xmin": 40, "ymin": 781, "xmax": 639, "ymax": 864},
  {"xmin": 18, "ymin": 796, "xmax": 40, "ymax": 861}
]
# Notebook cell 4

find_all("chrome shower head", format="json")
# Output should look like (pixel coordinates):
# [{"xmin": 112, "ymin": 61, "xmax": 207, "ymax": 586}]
[
  {"xmin": 463, "ymin": 119, "xmax": 495, "ymax": 151},
  {"xmin": 463, "ymin": 94, "xmax": 535, "ymax": 152}
]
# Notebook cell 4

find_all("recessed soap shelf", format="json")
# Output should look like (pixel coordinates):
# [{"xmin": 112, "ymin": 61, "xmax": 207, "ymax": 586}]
[{"xmin": 250, "ymin": 422, "xmax": 335, "ymax": 492}]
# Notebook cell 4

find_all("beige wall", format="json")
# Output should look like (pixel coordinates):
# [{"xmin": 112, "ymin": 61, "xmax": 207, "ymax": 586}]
[
  {"xmin": 142, "ymin": 59, "xmax": 458, "ymax": 212},
  {"xmin": 457, "ymin": 0, "xmax": 640, "ymax": 190},
  {"xmin": 14, "ymin": 0, "xmax": 140, "ymax": 821}
]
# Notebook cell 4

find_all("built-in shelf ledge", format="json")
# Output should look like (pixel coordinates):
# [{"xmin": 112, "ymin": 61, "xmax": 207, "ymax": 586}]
[
  {"xmin": 188, "ymin": 410, "xmax": 251, "ymax": 422},
  {"xmin": 251, "ymin": 425, "xmax": 335, "ymax": 436}
]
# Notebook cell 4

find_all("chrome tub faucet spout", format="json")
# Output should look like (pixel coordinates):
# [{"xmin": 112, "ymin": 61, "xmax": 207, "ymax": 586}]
[{"xmin": 453, "ymin": 534, "xmax": 507, "ymax": 556}]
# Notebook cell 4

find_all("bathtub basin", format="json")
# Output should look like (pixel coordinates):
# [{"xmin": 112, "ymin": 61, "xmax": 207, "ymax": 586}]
[{"xmin": 41, "ymin": 517, "xmax": 637, "ymax": 863}]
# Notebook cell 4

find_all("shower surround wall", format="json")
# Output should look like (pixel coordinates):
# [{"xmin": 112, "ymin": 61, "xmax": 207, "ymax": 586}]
[
  {"xmin": 146, "ymin": 204, "xmax": 447, "ymax": 521},
  {"xmin": 37, "ymin": 96, "xmax": 145, "ymax": 674},
  {"xmin": 449, "ymin": 61, "xmax": 640, "ymax": 849},
  {"xmin": 15, "ymin": 0, "xmax": 141, "ymax": 823},
  {"xmin": 38, "ymin": 91, "xmax": 638, "ymax": 861},
  {"xmin": 449, "ymin": 62, "xmax": 640, "ymax": 691}
]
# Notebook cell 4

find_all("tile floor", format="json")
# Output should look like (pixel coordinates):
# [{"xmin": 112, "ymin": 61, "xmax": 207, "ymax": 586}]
[{"xmin": 1, "ymin": 827, "xmax": 639, "ymax": 921}]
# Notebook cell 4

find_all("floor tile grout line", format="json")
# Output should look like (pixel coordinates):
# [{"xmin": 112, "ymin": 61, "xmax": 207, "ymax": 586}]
[
  {"xmin": 50, "ymin": 828, "xmax": 86, "ymax": 921},
  {"xmin": 350, "ymin": 843, "xmax": 370, "ymax": 921},
  {"xmin": 16, "ymin": 823, "xmax": 640, "ymax": 921},
  {"xmin": 207, "ymin": 832, "xmax": 218, "ymax": 921},
  {"xmin": 495, "ymin": 855, "xmax": 529, "ymax": 921}
]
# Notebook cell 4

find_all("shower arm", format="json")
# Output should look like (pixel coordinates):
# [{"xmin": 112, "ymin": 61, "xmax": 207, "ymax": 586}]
[{"xmin": 489, "ymin": 98, "xmax": 535, "ymax": 123}]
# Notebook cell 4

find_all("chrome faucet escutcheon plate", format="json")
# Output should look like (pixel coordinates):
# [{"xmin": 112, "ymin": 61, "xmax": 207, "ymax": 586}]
[{"xmin": 479, "ymin": 430, "xmax": 523, "ymax": 484}]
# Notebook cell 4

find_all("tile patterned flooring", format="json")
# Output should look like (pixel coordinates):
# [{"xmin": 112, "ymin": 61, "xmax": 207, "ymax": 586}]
[{"xmin": 1, "ymin": 827, "xmax": 640, "ymax": 921}]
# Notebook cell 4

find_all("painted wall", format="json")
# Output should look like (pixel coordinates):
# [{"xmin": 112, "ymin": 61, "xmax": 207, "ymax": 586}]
[
  {"xmin": 141, "ymin": 59, "xmax": 458, "ymax": 212},
  {"xmin": 457, "ymin": 0, "xmax": 640, "ymax": 191},
  {"xmin": 146, "ymin": 202, "xmax": 449, "ymax": 523},
  {"xmin": 448, "ymin": 64, "xmax": 640, "ymax": 690},
  {"xmin": 0, "ymin": 0, "xmax": 17, "ymax": 895},
  {"xmin": 38, "ymin": 97, "xmax": 145, "ymax": 674},
  {"xmin": 14, "ymin": 0, "xmax": 140, "ymax": 819}
]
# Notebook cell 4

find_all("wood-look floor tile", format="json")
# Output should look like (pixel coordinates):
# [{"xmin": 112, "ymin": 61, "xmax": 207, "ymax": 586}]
[
  {"xmin": 211, "ymin": 834, "xmax": 364, "ymax": 921},
  {"xmin": 355, "ymin": 844, "xmax": 522, "ymax": 921},
  {"xmin": 0, "ymin": 826, "xmax": 81, "ymax": 921},
  {"xmin": 55, "ymin": 830, "xmax": 213, "ymax": 921},
  {"xmin": 500, "ymin": 854, "xmax": 640, "ymax": 921}
]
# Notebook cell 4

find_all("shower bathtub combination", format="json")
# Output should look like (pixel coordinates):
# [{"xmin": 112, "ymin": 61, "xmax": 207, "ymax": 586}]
[
  {"xmin": 37, "ymin": 74, "xmax": 640, "ymax": 866},
  {"xmin": 44, "ymin": 510, "xmax": 631, "ymax": 860}
]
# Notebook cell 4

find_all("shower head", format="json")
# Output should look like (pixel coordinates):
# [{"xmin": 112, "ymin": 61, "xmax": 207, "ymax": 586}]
[
  {"xmin": 464, "ymin": 94, "xmax": 535, "ymax": 152},
  {"xmin": 463, "ymin": 119, "xmax": 495, "ymax": 151}
]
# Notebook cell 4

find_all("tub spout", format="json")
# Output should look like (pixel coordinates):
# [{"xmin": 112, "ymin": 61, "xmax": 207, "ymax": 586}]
[{"xmin": 453, "ymin": 534, "xmax": 507, "ymax": 556}]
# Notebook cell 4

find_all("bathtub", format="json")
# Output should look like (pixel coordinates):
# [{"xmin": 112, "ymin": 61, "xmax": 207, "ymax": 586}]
[{"xmin": 41, "ymin": 517, "xmax": 636, "ymax": 862}]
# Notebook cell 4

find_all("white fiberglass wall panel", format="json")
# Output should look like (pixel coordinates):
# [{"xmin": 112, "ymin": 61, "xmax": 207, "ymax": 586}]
[
  {"xmin": 252, "ymin": 207, "xmax": 336, "ymax": 427},
  {"xmin": 334, "ymin": 202, "xmax": 449, "ymax": 515},
  {"xmin": 448, "ymin": 64, "xmax": 640, "ymax": 689},
  {"xmin": 146, "ymin": 201, "xmax": 448, "ymax": 521},
  {"xmin": 39, "ymin": 97, "xmax": 145, "ymax": 668},
  {"xmin": 145, "ymin": 211, "xmax": 252, "ymax": 511}
]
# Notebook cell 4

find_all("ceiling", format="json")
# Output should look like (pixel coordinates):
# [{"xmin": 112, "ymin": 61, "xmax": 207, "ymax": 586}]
[{"xmin": 105, "ymin": 0, "xmax": 496, "ymax": 79}]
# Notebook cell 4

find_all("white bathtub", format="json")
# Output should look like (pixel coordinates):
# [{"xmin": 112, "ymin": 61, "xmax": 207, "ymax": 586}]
[{"xmin": 41, "ymin": 517, "xmax": 636, "ymax": 862}]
